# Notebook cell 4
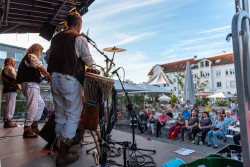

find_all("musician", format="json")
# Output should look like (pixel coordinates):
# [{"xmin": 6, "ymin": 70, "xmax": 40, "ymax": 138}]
[
  {"xmin": 1, "ymin": 57, "xmax": 17, "ymax": 128},
  {"xmin": 46, "ymin": 11, "xmax": 94, "ymax": 166},
  {"xmin": 16, "ymin": 43, "xmax": 51, "ymax": 138}
]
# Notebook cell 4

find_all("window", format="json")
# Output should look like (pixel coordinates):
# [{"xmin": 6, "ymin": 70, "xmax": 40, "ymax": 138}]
[
  {"xmin": 229, "ymin": 69, "xmax": 235, "ymax": 75},
  {"xmin": 225, "ymin": 70, "xmax": 229, "ymax": 76},
  {"xmin": 226, "ymin": 81, "xmax": 230, "ymax": 88},
  {"xmin": 15, "ymin": 53, "xmax": 23, "ymax": 62},
  {"xmin": 174, "ymin": 87, "xmax": 176, "ymax": 91},
  {"xmin": 205, "ymin": 72, "xmax": 210, "ymax": 77},
  {"xmin": 0, "ymin": 51, "xmax": 7, "ymax": 59},
  {"xmin": 215, "ymin": 59, "xmax": 221, "ymax": 63},
  {"xmin": 200, "ymin": 61, "xmax": 204, "ymax": 68},
  {"xmin": 216, "ymin": 70, "xmax": 221, "ymax": 77},
  {"xmin": 193, "ymin": 73, "xmax": 198, "ymax": 79},
  {"xmin": 230, "ymin": 81, "xmax": 236, "ymax": 88},
  {"xmin": 163, "ymin": 84, "xmax": 166, "ymax": 87},
  {"xmin": 205, "ymin": 61, "xmax": 209, "ymax": 67},
  {"xmin": 224, "ymin": 57, "xmax": 231, "ymax": 63},
  {"xmin": 217, "ymin": 82, "xmax": 222, "ymax": 88},
  {"xmin": 173, "ymin": 78, "xmax": 176, "ymax": 83}
]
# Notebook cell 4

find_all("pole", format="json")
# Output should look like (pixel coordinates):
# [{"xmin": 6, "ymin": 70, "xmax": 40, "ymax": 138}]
[{"xmin": 231, "ymin": 2, "xmax": 250, "ymax": 165}]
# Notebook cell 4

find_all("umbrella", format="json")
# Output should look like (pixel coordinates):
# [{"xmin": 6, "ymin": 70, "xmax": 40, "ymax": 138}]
[
  {"xmin": 183, "ymin": 61, "xmax": 195, "ymax": 104},
  {"xmin": 158, "ymin": 95, "xmax": 171, "ymax": 101},
  {"xmin": 207, "ymin": 92, "xmax": 234, "ymax": 98}
]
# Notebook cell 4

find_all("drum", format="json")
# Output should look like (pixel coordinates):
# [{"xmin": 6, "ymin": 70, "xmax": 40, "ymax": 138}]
[{"xmin": 84, "ymin": 72, "xmax": 114, "ymax": 104}]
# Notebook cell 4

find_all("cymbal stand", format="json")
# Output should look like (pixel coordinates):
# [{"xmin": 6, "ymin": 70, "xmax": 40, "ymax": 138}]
[{"xmin": 113, "ymin": 70, "xmax": 156, "ymax": 167}]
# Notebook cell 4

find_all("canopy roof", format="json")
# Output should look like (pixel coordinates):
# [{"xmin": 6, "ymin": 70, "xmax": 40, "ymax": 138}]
[
  {"xmin": 114, "ymin": 80, "xmax": 146, "ymax": 93},
  {"xmin": 137, "ymin": 83, "xmax": 169, "ymax": 94},
  {"xmin": 148, "ymin": 70, "xmax": 173, "ymax": 85},
  {"xmin": 207, "ymin": 92, "xmax": 234, "ymax": 98},
  {"xmin": 0, "ymin": 0, "xmax": 94, "ymax": 40}
]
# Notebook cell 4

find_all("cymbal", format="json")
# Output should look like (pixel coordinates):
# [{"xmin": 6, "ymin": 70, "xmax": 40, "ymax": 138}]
[{"xmin": 103, "ymin": 47, "xmax": 126, "ymax": 52}]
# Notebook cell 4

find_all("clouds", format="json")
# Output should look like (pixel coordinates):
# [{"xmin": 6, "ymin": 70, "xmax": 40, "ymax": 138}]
[{"xmin": 0, "ymin": 0, "xmax": 236, "ymax": 84}]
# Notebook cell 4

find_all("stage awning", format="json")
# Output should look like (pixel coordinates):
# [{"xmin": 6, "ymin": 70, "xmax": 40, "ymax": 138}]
[{"xmin": 0, "ymin": 0, "xmax": 95, "ymax": 40}]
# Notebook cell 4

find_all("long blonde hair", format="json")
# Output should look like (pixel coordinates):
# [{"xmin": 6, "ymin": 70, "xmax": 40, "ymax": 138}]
[{"xmin": 26, "ymin": 43, "xmax": 43, "ymax": 56}]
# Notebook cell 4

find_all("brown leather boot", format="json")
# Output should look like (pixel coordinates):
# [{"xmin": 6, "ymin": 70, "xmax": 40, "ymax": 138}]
[
  {"xmin": 23, "ymin": 126, "xmax": 38, "ymax": 138},
  {"xmin": 56, "ymin": 137, "xmax": 79, "ymax": 166},
  {"xmin": 31, "ymin": 121, "xmax": 40, "ymax": 134},
  {"xmin": 4, "ymin": 119, "xmax": 17, "ymax": 128}
]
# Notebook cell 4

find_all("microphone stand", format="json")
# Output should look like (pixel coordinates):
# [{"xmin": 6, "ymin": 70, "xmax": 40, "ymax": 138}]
[{"xmin": 113, "ymin": 70, "xmax": 156, "ymax": 166}]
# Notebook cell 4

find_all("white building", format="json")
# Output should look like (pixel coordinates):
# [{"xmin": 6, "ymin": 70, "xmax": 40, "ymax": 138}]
[{"xmin": 147, "ymin": 53, "xmax": 236, "ymax": 97}]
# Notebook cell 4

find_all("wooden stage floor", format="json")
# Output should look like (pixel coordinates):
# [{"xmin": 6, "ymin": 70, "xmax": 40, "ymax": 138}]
[{"xmin": 0, "ymin": 122, "xmax": 206, "ymax": 167}]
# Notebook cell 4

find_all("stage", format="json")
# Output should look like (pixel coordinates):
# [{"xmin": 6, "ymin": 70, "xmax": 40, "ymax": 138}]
[{"xmin": 0, "ymin": 122, "xmax": 206, "ymax": 167}]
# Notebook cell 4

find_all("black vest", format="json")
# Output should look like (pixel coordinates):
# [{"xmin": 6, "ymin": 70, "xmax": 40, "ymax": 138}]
[
  {"xmin": 16, "ymin": 54, "xmax": 42, "ymax": 83},
  {"xmin": 1, "ymin": 69, "xmax": 17, "ymax": 93},
  {"xmin": 48, "ymin": 29, "xmax": 84, "ymax": 84}
]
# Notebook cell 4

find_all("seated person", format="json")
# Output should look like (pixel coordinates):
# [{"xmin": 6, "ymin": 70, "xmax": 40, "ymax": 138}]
[
  {"xmin": 191, "ymin": 111, "xmax": 212, "ymax": 145},
  {"xmin": 181, "ymin": 106, "xmax": 191, "ymax": 119},
  {"xmin": 233, "ymin": 121, "xmax": 241, "ymax": 145},
  {"xmin": 166, "ymin": 108, "xmax": 173, "ymax": 119},
  {"xmin": 148, "ymin": 109, "xmax": 157, "ymax": 135},
  {"xmin": 156, "ymin": 111, "xmax": 171, "ymax": 137},
  {"xmin": 138, "ymin": 110, "xmax": 149, "ymax": 134},
  {"xmin": 169, "ymin": 112, "xmax": 184, "ymax": 139},
  {"xmin": 224, "ymin": 110, "xmax": 235, "ymax": 128},
  {"xmin": 207, "ymin": 114, "xmax": 226, "ymax": 149},
  {"xmin": 180, "ymin": 110, "xmax": 199, "ymax": 141}
]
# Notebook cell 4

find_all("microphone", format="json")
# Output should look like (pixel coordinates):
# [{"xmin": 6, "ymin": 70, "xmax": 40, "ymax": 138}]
[
  {"xmin": 111, "ymin": 67, "xmax": 121, "ymax": 74},
  {"xmin": 81, "ymin": 33, "xmax": 95, "ymax": 44},
  {"xmin": 98, "ymin": 138, "xmax": 111, "ymax": 150}
]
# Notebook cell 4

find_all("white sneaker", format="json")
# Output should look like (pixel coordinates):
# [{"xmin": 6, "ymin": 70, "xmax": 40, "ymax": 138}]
[
  {"xmin": 191, "ymin": 140, "xmax": 195, "ymax": 144},
  {"xmin": 199, "ymin": 141, "xmax": 203, "ymax": 145}
]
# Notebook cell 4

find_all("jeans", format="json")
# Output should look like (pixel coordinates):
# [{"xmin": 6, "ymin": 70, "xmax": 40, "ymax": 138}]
[
  {"xmin": 21, "ymin": 82, "xmax": 45, "ymax": 126},
  {"xmin": 207, "ymin": 130, "xmax": 224, "ymax": 146},
  {"xmin": 51, "ymin": 72, "xmax": 82, "ymax": 139},
  {"xmin": 3, "ymin": 92, "xmax": 17, "ymax": 119}
]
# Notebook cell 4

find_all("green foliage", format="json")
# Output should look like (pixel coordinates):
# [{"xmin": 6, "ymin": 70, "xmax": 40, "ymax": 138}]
[
  {"xmin": 170, "ymin": 93, "xmax": 178, "ymax": 104},
  {"xmin": 174, "ymin": 70, "xmax": 208, "ymax": 96},
  {"xmin": 195, "ymin": 98, "xmax": 202, "ymax": 105},
  {"xmin": 215, "ymin": 100, "xmax": 227, "ymax": 106},
  {"xmin": 174, "ymin": 71, "xmax": 185, "ymax": 95},
  {"xmin": 201, "ymin": 97, "xmax": 210, "ymax": 103}
]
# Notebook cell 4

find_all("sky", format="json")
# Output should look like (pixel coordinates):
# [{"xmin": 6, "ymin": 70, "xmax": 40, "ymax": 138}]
[{"xmin": 0, "ymin": 0, "xmax": 236, "ymax": 83}]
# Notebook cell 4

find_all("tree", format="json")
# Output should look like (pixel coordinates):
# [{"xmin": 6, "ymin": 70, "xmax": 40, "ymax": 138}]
[{"xmin": 174, "ymin": 70, "xmax": 208, "ymax": 95}]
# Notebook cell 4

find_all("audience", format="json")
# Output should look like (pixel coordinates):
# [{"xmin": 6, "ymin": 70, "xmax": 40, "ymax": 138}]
[
  {"xmin": 169, "ymin": 112, "xmax": 184, "ymax": 139},
  {"xmin": 207, "ymin": 114, "xmax": 226, "ymax": 149},
  {"xmin": 191, "ymin": 111, "xmax": 212, "ymax": 145},
  {"xmin": 138, "ymin": 110, "xmax": 149, "ymax": 134},
  {"xmin": 180, "ymin": 110, "xmax": 199, "ymax": 141},
  {"xmin": 156, "ymin": 111, "xmax": 171, "ymax": 137}
]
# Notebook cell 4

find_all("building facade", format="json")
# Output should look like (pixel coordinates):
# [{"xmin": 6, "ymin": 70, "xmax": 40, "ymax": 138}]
[
  {"xmin": 0, "ymin": 43, "xmax": 47, "ymax": 68},
  {"xmin": 147, "ymin": 53, "xmax": 236, "ymax": 97}
]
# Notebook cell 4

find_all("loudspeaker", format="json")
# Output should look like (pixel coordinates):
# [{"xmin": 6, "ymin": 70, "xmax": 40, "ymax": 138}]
[{"xmin": 39, "ymin": 23, "xmax": 56, "ymax": 41}]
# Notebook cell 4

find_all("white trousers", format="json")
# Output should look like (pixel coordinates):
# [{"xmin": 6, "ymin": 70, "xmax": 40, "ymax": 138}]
[
  {"xmin": 3, "ymin": 92, "xmax": 17, "ymax": 119},
  {"xmin": 51, "ymin": 72, "xmax": 82, "ymax": 139},
  {"xmin": 21, "ymin": 82, "xmax": 45, "ymax": 126}
]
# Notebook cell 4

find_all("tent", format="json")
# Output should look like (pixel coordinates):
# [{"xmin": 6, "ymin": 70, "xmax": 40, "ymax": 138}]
[
  {"xmin": 158, "ymin": 95, "xmax": 171, "ymax": 101},
  {"xmin": 137, "ymin": 83, "xmax": 169, "ymax": 94},
  {"xmin": 114, "ymin": 80, "xmax": 146, "ymax": 93},
  {"xmin": 183, "ymin": 61, "xmax": 195, "ymax": 104},
  {"xmin": 148, "ymin": 70, "xmax": 173, "ymax": 85},
  {"xmin": 207, "ymin": 92, "xmax": 234, "ymax": 98}
]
